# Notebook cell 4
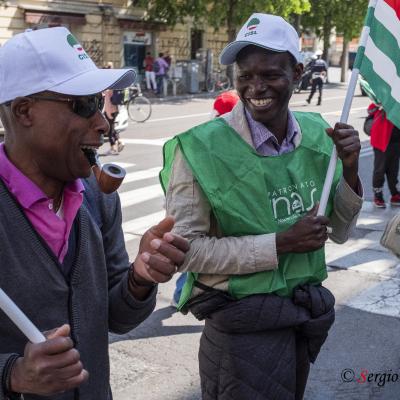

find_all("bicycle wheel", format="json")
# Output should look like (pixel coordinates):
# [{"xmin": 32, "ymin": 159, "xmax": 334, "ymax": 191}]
[
  {"xmin": 206, "ymin": 77, "xmax": 216, "ymax": 93},
  {"xmin": 127, "ymin": 96, "xmax": 152, "ymax": 123}
]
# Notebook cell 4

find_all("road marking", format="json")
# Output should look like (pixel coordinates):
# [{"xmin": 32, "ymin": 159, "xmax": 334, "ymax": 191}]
[
  {"xmin": 348, "ymin": 279, "xmax": 400, "ymax": 318},
  {"xmin": 122, "ymin": 138, "xmax": 172, "ymax": 146},
  {"xmin": 122, "ymin": 167, "xmax": 161, "ymax": 184},
  {"xmin": 290, "ymin": 95, "xmax": 346, "ymax": 106},
  {"xmin": 321, "ymin": 106, "xmax": 366, "ymax": 116},
  {"xmin": 141, "ymin": 95, "xmax": 359, "ymax": 124},
  {"xmin": 108, "ymin": 162, "xmax": 136, "ymax": 169},
  {"xmin": 148, "ymin": 113, "xmax": 210, "ymax": 123},
  {"xmin": 360, "ymin": 147, "xmax": 373, "ymax": 158},
  {"xmin": 123, "ymin": 211, "xmax": 166, "ymax": 241},
  {"xmin": 119, "ymin": 184, "xmax": 164, "ymax": 208}
]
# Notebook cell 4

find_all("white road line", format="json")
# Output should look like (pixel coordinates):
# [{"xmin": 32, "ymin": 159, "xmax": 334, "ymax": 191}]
[
  {"xmin": 360, "ymin": 148, "xmax": 373, "ymax": 158},
  {"xmin": 123, "ymin": 211, "xmax": 166, "ymax": 241},
  {"xmin": 122, "ymin": 167, "xmax": 161, "ymax": 184},
  {"xmin": 119, "ymin": 184, "xmax": 164, "ymax": 208},
  {"xmin": 148, "ymin": 113, "xmax": 210, "ymax": 123},
  {"xmin": 122, "ymin": 138, "xmax": 172, "ymax": 146},
  {"xmin": 290, "ymin": 95, "xmax": 346, "ymax": 106},
  {"xmin": 123, "ymin": 107, "xmax": 368, "ymax": 148},
  {"xmin": 108, "ymin": 162, "xmax": 136, "ymax": 169},
  {"xmin": 142, "ymin": 95, "xmax": 356, "ymax": 124},
  {"xmin": 321, "ymin": 106, "xmax": 366, "ymax": 116},
  {"xmin": 348, "ymin": 279, "xmax": 400, "ymax": 318}
]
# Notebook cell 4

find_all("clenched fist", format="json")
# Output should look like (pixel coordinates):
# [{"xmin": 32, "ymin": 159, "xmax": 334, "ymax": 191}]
[
  {"xmin": 276, "ymin": 205, "xmax": 330, "ymax": 254},
  {"xmin": 10, "ymin": 324, "xmax": 88, "ymax": 395}
]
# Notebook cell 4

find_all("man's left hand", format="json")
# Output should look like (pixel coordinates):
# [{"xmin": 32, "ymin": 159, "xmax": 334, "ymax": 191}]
[
  {"xmin": 132, "ymin": 216, "xmax": 189, "ymax": 287},
  {"xmin": 326, "ymin": 123, "xmax": 361, "ymax": 170},
  {"xmin": 326, "ymin": 123, "xmax": 361, "ymax": 192}
]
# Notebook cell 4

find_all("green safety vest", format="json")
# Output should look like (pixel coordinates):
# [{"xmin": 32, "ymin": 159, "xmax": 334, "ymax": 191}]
[{"xmin": 160, "ymin": 112, "xmax": 342, "ymax": 308}]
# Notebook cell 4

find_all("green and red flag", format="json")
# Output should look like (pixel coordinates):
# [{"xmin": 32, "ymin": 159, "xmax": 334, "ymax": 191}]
[{"xmin": 354, "ymin": 0, "xmax": 400, "ymax": 128}]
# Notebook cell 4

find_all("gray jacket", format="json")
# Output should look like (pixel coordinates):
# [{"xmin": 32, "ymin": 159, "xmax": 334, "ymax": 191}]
[{"xmin": 0, "ymin": 175, "xmax": 156, "ymax": 400}]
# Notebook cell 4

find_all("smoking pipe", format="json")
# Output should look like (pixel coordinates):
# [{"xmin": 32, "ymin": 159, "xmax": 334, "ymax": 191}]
[{"xmin": 82, "ymin": 149, "xmax": 126, "ymax": 194}]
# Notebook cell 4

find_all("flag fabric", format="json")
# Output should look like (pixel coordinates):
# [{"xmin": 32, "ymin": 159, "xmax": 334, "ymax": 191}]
[{"xmin": 354, "ymin": 0, "xmax": 400, "ymax": 128}]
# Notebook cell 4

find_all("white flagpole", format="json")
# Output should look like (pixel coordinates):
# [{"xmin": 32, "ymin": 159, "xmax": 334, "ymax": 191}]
[
  {"xmin": 317, "ymin": 21, "xmax": 373, "ymax": 215},
  {"xmin": 0, "ymin": 288, "xmax": 46, "ymax": 343}
]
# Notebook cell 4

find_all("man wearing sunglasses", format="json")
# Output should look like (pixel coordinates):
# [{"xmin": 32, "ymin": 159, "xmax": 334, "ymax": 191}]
[{"xmin": 0, "ymin": 27, "xmax": 189, "ymax": 400}]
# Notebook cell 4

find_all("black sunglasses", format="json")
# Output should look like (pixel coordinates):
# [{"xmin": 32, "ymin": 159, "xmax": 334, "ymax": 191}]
[{"xmin": 27, "ymin": 94, "xmax": 105, "ymax": 119}]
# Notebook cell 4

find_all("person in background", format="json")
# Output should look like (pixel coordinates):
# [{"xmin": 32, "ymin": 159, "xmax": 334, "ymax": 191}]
[
  {"xmin": 171, "ymin": 89, "xmax": 240, "ymax": 308},
  {"xmin": 103, "ymin": 62, "xmax": 124, "ymax": 155},
  {"xmin": 154, "ymin": 53, "xmax": 169, "ymax": 96},
  {"xmin": 164, "ymin": 52, "xmax": 172, "ymax": 68},
  {"xmin": 306, "ymin": 49, "xmax": 328, "ymax": 106},
  {"xmin": 144, "ymin": 52, "xmax": 157, "ymax": 93},
  {"xmin": 0, "ymin": 27, "xmax": 189, "ymax": 400},
  {"xmin": 368, "ymin": 103, "xmax": 400, "ymax": 207},
  {"xmin": 103, "ymin": 95, "xmax": 123, "ymax": 154}
]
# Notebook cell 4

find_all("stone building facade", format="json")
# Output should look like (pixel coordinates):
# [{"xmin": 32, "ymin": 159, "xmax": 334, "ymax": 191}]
[{"xmin": 0, "ymin": 0, "xmax": 229, "ymax": 88}]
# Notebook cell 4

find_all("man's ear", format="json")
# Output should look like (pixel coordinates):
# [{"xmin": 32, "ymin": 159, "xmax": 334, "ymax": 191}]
[
  {"xmin": 293, "ymin": 63, "xmax": 304, "ymax": 83},
  {"xmin": 10, "ymin": 97, "xmax": 34, "ymax": 127}
]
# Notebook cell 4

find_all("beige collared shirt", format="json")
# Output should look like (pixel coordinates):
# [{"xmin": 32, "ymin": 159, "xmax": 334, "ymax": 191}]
[{"xmin": 166, "ymin": 102, "xmax": 363, "ymax": 295}]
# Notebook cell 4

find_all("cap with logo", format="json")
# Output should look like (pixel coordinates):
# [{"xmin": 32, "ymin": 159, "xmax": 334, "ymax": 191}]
[
  {"xmin": 0, "ymin": 27, "xmax": 136, "ymax": 104},
  {"xmin": 219, "ymin": 13, "xmax": 301, "ymax": 65}
]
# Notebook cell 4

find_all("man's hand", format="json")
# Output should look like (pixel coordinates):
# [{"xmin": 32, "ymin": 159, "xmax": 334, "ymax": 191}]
[
  {"xmin": 276, "ymin": 205, "xmax": 330, "ymax": 254},
  {"xmin": 326, "ymin": 122, "xmax": 361, "ymax": 191},
  {"xmin": 131, "ymin": 216, "xmax": 190, "ymax": 293},
  {"xmin": 10, "ymin": 324, "xmax": 88, "ymax": 395}
]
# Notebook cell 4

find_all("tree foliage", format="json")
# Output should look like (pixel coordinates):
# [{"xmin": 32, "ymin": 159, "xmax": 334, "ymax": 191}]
[
  {"xmin": 302, "ymin": 0, "xmax": 368, "ymax": 80},
  {"xmin": 136, "ymin": 0, "xmax": 311, "ymax": 41},
  {"xmin": 302, "ymin": 0, "xmax": 368, "ymax": 41},
  {"xmin": 333, "ymin": 0, "xmax": 368, "ymax": 41}
]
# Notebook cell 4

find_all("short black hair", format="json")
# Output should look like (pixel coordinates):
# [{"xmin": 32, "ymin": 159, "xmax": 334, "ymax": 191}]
[{"xmin": 159, "ymin": 52, "xmax": 164, "ymax": 57}]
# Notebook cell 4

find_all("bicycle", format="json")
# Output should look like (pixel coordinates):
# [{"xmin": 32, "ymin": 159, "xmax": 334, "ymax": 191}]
[
  {"xmin": 124, "ymin": 84, "xmax": 152, "ymax": 123},
  {"xmin": 206, "ymin": 70, "xmax": 232, "ymax": 93}
]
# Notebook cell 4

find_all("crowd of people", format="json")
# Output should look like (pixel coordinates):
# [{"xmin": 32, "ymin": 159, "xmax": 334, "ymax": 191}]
[{"xmin": 0, "ymin": 9, "xmax": 396, "ymax": 400}]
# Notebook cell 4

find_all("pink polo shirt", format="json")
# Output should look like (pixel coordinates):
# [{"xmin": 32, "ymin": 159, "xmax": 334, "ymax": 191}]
[{"xmin": 0, "ymin": 144, "xmax": 84, "ymax": 263}]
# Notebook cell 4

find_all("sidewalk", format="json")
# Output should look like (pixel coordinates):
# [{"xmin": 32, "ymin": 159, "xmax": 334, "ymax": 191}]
[{"xmin": 111, "ymin": 201, "xmax": 400, "ymax": 400}]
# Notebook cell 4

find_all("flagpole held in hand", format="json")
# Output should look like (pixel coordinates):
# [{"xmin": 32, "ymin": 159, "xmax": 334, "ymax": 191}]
[
  {"xmin": 0, "ymin": 288, "xmax": 46, "ymax": 343},
  {"xmin": 317, "ymin": 23, "xmax": 371, "ymax": 216}
]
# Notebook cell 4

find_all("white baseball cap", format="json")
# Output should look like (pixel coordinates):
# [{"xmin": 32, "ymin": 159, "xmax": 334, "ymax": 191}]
[
  {"xmin": 220, "ymin": 13, "xmax": 301, "ymax": 65},
  {"xmin": 0, "ymin": 27, "xmax": 136, "ymax": 104}
]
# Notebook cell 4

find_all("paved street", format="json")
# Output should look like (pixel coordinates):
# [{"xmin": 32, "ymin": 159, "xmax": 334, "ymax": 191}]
[{"xmin": 100, "ymin": 70, "xmax": 400, "ymax": 400}]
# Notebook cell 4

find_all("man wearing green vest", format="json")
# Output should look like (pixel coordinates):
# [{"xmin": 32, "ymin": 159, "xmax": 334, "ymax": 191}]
[{"xmin": 161, "ymin": 13, "xmax": 363, "ymax": 400}]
